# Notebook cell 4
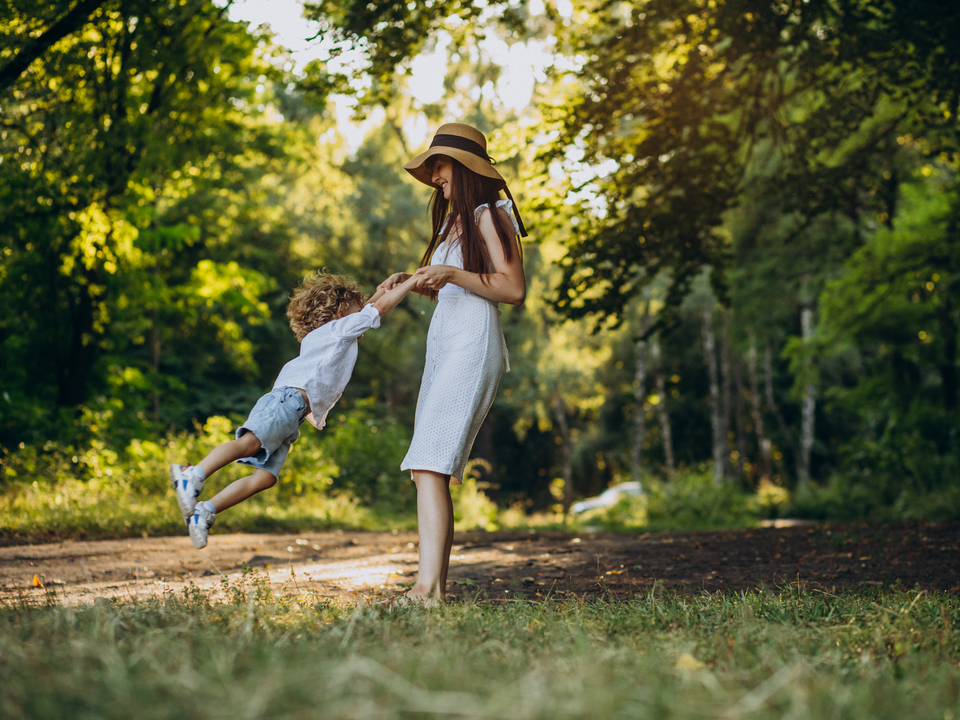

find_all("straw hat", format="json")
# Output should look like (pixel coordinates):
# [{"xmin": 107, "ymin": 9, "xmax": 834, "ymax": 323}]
[
  {"xmin": 403, "ymin": 123, "xmax": 505, "ymax": 188},
  {"xmin": 404, "ymin": 123, "xmax": 528, "ymax": 237}
]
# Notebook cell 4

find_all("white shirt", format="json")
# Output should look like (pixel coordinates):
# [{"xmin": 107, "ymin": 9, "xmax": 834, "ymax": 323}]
[{"xmin": 272, "ymin": 304, "xmax": 381, "ymax": 429}]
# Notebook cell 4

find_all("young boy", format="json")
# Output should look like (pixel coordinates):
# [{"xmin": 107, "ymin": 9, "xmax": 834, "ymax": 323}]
[{"xmin": 170, "ymin": 270, "xmax": 420, "ymax": 549}]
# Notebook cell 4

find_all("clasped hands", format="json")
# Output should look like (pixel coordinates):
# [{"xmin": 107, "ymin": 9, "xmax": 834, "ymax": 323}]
[{"xmin": 378, "ymin": 265, "xmax": 457, "ymax": 295}]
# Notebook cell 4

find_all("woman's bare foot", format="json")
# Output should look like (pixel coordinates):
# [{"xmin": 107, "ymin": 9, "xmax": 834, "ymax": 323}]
[
  {"xmin": 402, "ymin": 591, "xmax": 443, "ymax": 608},
  {"xmin": 380, "ymin": 591, "xmax": 443, "ymax": 609}
]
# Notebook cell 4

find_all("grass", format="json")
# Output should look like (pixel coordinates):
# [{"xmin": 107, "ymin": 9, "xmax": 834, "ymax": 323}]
[{"xmin": 1, "ymin": 578, "xmax": 958, "ymax": 719}]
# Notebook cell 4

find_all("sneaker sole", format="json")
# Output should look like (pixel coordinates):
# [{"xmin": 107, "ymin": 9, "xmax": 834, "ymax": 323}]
[
  {"xmin": 188, "ymin": 517, "xmax": 210, "ymax": 549},
  {"xmin": 170, "ymin": 464, "xmax": 198, "ymax": 520}
]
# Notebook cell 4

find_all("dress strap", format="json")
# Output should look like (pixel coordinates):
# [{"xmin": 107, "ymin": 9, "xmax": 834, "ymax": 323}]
[{"xmin": 475, "ymin": 200, "xmax": 521, "ymax": 235}]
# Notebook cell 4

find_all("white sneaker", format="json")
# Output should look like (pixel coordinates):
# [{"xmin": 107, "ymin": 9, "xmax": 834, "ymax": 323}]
[
  {"xmin": 187, "ymin": 502, "xmax": 216, "ymax": 549},
  {"xmin": 170, "ymin": 463, "xmax": 204, "ymax": 519}
]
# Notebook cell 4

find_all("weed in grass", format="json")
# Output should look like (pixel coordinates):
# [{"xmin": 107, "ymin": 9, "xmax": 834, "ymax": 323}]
[{"xmin": 0, "ymin": 583, "xmax": 957, "ymax": 719}]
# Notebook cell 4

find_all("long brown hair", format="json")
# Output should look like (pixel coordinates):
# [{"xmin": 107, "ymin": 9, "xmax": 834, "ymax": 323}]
[{"xmin": 417, "ymin": 157, "xmax": 522, "ymax": 295}]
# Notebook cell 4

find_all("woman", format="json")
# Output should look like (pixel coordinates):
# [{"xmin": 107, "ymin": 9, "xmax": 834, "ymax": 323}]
[{"xmin": 381, "ymin": 123, "xmax": 528, "ymax": 605}]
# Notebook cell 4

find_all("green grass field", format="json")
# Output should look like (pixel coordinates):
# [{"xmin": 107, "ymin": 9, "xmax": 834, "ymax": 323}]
[{"xmin": 2, "ymin": 576, "xmax": 957, "ymax": 719}]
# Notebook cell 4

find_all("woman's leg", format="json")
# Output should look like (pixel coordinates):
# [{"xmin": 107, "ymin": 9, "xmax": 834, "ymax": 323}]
[
  {"xmin": 440, "ymin": 486, "xmax": 454, "ymax": 589},
  {"xmin": 207, "ymin": 468, "xmax": 277, "ymax": 514},
  {"xmin": 407, "ymin": 470, "xmax": 453, "ymax": 604}
]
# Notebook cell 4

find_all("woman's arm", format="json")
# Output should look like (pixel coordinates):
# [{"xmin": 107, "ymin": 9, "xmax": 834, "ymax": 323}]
[
  {"xmin": 414, "ymin": 207, "xmax": 526, "ymax": 305},
  {"xmin": 378, "ymin": 271, "xmax": 433, "ymax": 298}
]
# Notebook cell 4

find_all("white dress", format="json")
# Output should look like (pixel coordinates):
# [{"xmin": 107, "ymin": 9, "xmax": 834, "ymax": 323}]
[{"xmin": 400, "ymin": 200, "xmax": 518, "ymax": 484}]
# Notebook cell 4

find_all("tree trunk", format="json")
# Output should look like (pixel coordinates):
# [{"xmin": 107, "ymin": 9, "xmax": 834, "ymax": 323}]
[
  {"xmin": 720, "ymin": 310, "xmax": 735, "ymax": 477},
  {"xmin": 151, "ymin": 306, "xmax": 160, "ymax": 424},
  {"xmin": 797, "ymin": 306, "xmax": 817, "ymax": 487},
  {"xmin": 882, "ymin": 168, "xmax": 899, "ymax": 230},
  {"xmin": 733, "ymin": 354, "xmax": 748, "ymax": 479},
  {"xmin": 57, "ymin": 272, "xmax": 98, "ymax": 407},
  {"xmin": 703, "ymin": 304, "xmax": 724, "ymax": 485},
  {"xmin": 553, "ymin": 391, "xmax": 573, "ymax": 514},
  {"xmin": 473, "ymin": 421, "xmax": 495, "ymax": 474},
  {"xmin": 747, "ymin": 336, "xmax": 772, "ymax": 479},
  {"xmin": 650, "ymin": 334, "xmax": 675, "ymax": 475},
  {"xmin": 764, "ymin": 340, "xmax": 797, "ymax": 454},
  {"xmin": 631, "ymin": 302, "xmax": 651, "ymax": 482},
  {"xmin": 938, "ymin": 296, "xmax": 958, "ymax": 413}
]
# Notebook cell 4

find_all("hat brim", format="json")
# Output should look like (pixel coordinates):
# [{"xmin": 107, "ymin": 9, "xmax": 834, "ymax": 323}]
[{"xmin": 403, "ymin": 147, "xmax": 505, "ymax": 189}]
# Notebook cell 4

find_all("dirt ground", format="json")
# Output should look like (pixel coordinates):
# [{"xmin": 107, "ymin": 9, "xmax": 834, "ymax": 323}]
[{"xmin": 1, "ymin": 520, "xmax": 957, "ymax": 606}]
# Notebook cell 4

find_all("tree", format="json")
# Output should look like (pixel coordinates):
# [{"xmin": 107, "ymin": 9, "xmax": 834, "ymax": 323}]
[
  {"xmin": 0, "ymin": 0, "xmax": 297, "ymax": 443},
  {"xmin": 540, "ymin": 0, "xmax": 960, "ymax": 326},
  {"xmin": 810, "ymin": 172, "xmax": 960, "ymax": 499},
  {"xmin": 0, "ymin": 0, "xmax": 108, "ymax": 94},
  {"xmin": 629, "ymin": 299, "xmax": 650, "ymax": 482}
]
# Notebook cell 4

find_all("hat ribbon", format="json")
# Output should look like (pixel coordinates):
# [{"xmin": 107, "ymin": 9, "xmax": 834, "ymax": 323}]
[{"xmin": 430, "ymin": 133, "xmax": 495, "ymax": 163}]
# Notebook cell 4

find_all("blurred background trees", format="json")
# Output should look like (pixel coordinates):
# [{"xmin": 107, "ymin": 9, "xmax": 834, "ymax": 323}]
[{"xmin": 2, "ymin": 0, "xmax": 958, "ymax": 524}]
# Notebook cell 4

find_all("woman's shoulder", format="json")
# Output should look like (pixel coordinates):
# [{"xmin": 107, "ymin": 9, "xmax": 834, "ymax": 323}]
[
  {"xmin": 475, "ymin": 200, "xmax": 519, "ymax": 234},
  {"xmin": 474, "ymin": 199, "xmax": 513, "ymax": 220}
]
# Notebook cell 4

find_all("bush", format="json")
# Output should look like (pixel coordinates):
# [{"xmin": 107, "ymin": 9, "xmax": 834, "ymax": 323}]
[
  {"xmin": 453, "ymin": 459, "xmax": 499, "ymax": 530},
  {"xmin": 573, "ymin": 468, "xmax": 791, "ymax": 532},
  {"xmin": 789, "ymin": 473, "xmax": 960, "ymax": 522},
  {"xmin": 0, "ymin": 409, "xmax": 382, "ymax": 540},
  {"xmin": 316, "ymin": 398, "xmax": 412, "ymax": 511}
]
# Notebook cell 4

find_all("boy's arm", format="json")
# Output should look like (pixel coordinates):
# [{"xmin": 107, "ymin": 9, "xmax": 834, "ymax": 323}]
[
  {"xmin": 370, "ymin": 274, "xmax": 420, "ymax": 316},
  {"xmin": 366, "ymin": 287, "xmax": 387, "ymax": 306}
]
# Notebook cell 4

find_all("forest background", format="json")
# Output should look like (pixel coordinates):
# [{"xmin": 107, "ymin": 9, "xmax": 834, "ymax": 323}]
[{"xmin": 1, "ymin": 0, "xmax": 958, "ymax": 539}]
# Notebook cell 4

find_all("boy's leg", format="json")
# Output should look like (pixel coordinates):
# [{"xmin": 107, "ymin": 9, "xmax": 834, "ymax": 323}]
[
  {"xmin": 406, "ymin": 470, "xmax": 453, "ymax": 605},
  {"xmin": 172, "ymin": 431, "xmax": 263, "ymax": 519},
  {"xmin": 198, "ymin": 432, "xmax": 263, "ymax": 479},
  {"xmin": 182, "ymin": 388, "xmax": 302, "ymax": 547},
  {"xmin": 207, "ymin": 468, "xmax": 278, "ymax": 514},
  {"xmin": 186, "ymin": 469, "xmax": 276, "ymax": 550}
]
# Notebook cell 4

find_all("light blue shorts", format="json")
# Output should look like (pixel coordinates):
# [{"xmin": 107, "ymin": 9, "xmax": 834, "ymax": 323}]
[{"xmin": 236, "ymin": 386, "xmax": 307, "ymax": 479}]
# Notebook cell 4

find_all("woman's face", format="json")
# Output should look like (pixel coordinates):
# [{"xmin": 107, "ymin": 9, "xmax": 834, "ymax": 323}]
[{"xmin": 431, "ymin": 156, "xmax": 454, "ymax": 200}]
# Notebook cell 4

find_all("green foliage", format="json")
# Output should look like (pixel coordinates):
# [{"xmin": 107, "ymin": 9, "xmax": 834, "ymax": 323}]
[
  {"xmin": 1, "ymin": 584, "xmax": 958, "ymax": 720},
  {"xmin": 0, "ymin": 413, "xmax": 374, "ymax": 540},
  {"xmin": 0, "ymin": 0, "xmax": 303, "ymax": 446},
  {"xmin": 640, "ymin": 471, "xmax": 770, "ymax": 531},
  {"xmin": 576, "ymin": 469, "xmax": 791, "ymax": 533},
  {"xmin": 543, "ymin": 0, "xmax": 960, "ymax": 325},
  {"xmin": 789, "ymin": 473, "xmax": 960, "ymax": 523},
  {"xmin": 452, "ymin": 459, "xmax": 500, "ymax": 531},
  {"xmin": 3, "ymin": 0, "xmax": 960, "ymax": 526},
  {"xmin": 317, "ymin": 398, "xmax": 411, "ymax": 510},
  {"xmin": 800, "ymin": 175, "xmax": 960, "ymax": 507}
]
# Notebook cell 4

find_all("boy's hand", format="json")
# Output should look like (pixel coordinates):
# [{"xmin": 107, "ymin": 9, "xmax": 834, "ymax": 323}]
[
  {"xmin": 372, "ymin": 273, "xmax": 422, "ymax": 316},
  {"xmin": 378, "ymin": 272, "xmax": 412, "ymax": 292}
]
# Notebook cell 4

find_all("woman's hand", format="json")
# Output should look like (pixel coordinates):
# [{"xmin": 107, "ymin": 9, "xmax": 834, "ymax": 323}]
[
  {"xmin": 378, "ymin": 272, "xmax": 412, "ymax": 292},
  {"xmin": 414, "ymin": 265, "xmax": 459, "ymax": 293}
]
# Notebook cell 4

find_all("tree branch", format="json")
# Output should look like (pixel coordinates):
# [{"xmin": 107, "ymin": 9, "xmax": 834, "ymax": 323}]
[{"xmin": 0, "ymin": 0, "xmax": 107, "ymax": 96}]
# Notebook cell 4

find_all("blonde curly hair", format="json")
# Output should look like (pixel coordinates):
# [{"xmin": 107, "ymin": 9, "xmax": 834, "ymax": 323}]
[{"xmin": 287, "ymin": 271, "xmax": 367, "ymax": 342}]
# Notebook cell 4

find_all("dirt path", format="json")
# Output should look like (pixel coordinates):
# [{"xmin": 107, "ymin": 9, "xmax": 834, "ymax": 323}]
[{"xmin": 1, "ymin": 521, "xmax": 957, "ymax": 606}]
